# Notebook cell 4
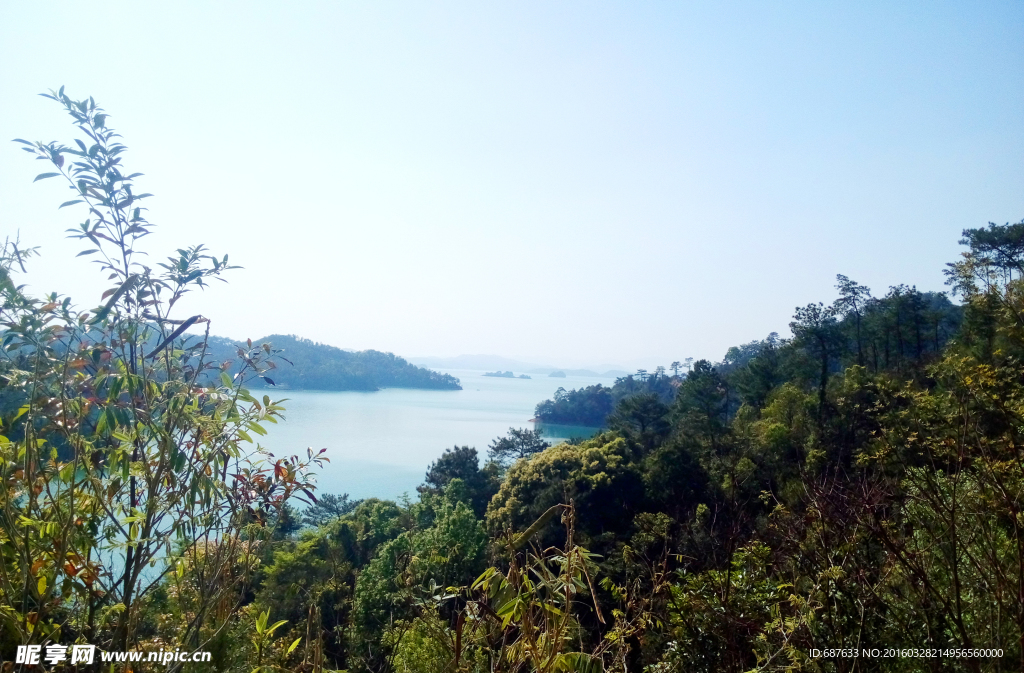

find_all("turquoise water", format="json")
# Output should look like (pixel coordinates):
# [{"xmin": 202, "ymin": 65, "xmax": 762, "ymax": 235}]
[{"xmin": 259, "ymin": 369, "xmax": 613, "ymax": 501}]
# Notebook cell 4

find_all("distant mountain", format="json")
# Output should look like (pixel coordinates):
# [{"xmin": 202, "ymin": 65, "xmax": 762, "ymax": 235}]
[
  {"xmin": 409, "ymin": 354, "xmax": 628, "ymax": 378},
  {"xmin": 409, "ymin": 354, "xmax": 548, "ymax": 372},
  {"xmin": 527, "ymin": 367, "xmax": 631, "ymax": 378},
  {"xmin": 205, "ymin": 335, "xmax": 461, "ymax": 391}
]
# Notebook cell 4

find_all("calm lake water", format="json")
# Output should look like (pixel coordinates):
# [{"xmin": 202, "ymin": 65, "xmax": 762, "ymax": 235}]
[{"xmin": 260, "ymin": 369, "xmax": 614, "ymax": 501}]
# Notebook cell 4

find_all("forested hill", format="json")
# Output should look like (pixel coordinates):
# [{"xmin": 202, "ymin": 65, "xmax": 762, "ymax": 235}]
[
  {"xmin": 205, "ymin": 334, "xmax": 461, "ymax": 391},
  {"xmin": 535, "ymin": 286, "xmax": 962, "ymax": 427}
]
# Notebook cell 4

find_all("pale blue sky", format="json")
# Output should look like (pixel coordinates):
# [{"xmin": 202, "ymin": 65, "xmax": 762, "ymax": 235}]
[{"xmin": 1, "ymin": 2, "xmax": 1021, "ymax": 368}]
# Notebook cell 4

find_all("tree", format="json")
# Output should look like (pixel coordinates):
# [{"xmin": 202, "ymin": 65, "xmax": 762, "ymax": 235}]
[
  {"xmin": 418, "ymin": 446, "xmax": 498, "ymax": 517},
  {"xmin": 608, "ymin": 393, "xmax": 671, "ymax": 451},
  {"xmin": 948, "ymin": 219, "xmax": 1024, "ymax": 291},
  {"xmin": 302, "ymin": 493, "xmax": 361, "ymax": 527},
  {"xmin": 1, "ymin": 89, "xmax": 324, "ymax": 657},
  {"xmin": 421, "ymin": 446, "xmax": 482, "ymax": 491},
  {"xmin": 789, "ymin": 302, "xmax": 841, "ymax": 418},
  {"xmin": 672, "ymin": 360, "xmax": 730, "ymax": 454},
  {"xmin": 722, "ymin": 337, "xmax": 773, "ymax": 370},
  {"xmin": 833, "ymin": 274, "xmax": 871, "ymax": 365},
  {"xmin": 487, "ymin": 427, "xmax": 550, "ymax": 465},
  {"xmin": 351, "ymin": 484, "xmax": 487, "ymax": 671},
  {"xmin": 670, "ymin": 361, "xmax": 682, "ymax": 377},
  {"xmin": 486, "ymin": 434, "xmax": 644, "ymax": 547},
  {"xmin": 732, "ymin": 333, "xmax": 785, "ymax": 409},
  {"xmin": 534, "ymin": 384, "xmax": 614, "ymax": 427},
  {"xmin": 403, "ymin": 504, "xmax": 657, "ymax": 673},
  {"xmin": 271, "ymin": 503, "xmax": 303, "ymax": 539}
]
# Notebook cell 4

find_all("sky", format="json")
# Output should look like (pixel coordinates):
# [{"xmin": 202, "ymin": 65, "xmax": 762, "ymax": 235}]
[{"xmin": 0, "ymin": 2, "xmax": 1021, "ymax": 370}]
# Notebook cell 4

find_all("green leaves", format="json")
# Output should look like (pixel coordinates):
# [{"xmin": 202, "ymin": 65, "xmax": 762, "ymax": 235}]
[
  {"xmin": 146, "ymin": 315, "xmax": 204, "ymax": 359},
  {"xmin": 0, "ymin": 88, "xmax": 326, "ymax": 661},
  {"xmin": 251, "ymin": 609, "xmax": 289, "ymax": 657},
  {"xmin": 89, "ymin": 274, "xmax": 138, "ymax": 324},
  {"xmin": 555, "ymin": 653, "xmax": 604, "ymax": 673},
  {"xmin": 511, "ymin": 504, "xmax": 567, "ymax": 550}
]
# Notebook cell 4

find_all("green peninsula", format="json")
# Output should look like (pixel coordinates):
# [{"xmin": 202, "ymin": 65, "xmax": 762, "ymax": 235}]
[{"xmin": 205, "ymin": 334, "xmax": 461, "ymax": 391}]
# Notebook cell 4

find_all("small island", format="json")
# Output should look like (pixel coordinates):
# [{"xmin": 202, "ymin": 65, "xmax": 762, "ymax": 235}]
[
  {"xmin": 519, "ymin": 374, "xmax": 531, "ymax": 379},
  {"xmin": 483, "ymin": 371, "xmax": 516, "ymax": 378},
  {"xmin": 549, "ymin": 371, "xmax": 566, "ymax": 378}
]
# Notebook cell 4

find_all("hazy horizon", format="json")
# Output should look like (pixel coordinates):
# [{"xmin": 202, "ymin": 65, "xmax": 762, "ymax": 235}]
[{"xmin": 2, "ymin": 2, "xmax": 1021, "ymax": 365}]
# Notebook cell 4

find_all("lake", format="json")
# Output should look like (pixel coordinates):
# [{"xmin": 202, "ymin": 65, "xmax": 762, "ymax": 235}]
[{"xmin": 260, "ymin": 369, "xmax": 614, "ymax": 501}]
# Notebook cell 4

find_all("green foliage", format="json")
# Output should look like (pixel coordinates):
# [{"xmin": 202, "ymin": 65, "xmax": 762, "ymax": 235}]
[
  {"xmin": 535, "ymin": 373, "xmax": 679, "ymax": 428},
  {"xmin": 671, "ymin": 360, "xmax": 731, "ymax": 452},
  {"xmin": 349, "ymin": 484, "xmax": 487, "ymax": 671},
  {"xmin": 487, "ymin": 427, "xmax": 550, "ymax": 466},
  {"xmin": 656, "ymin": 542, "xmax": 793, "ymax": 673},
  {"xmin": 418, "ymin": 446, "xmax": 500, "ymax": 518},
  {"xmin": 215, "ymin": 222, "xmax": 1006, "ymax": 672},
  {"xmin": 254, "ymin": 526, "xmax": 355, "ymax": 668},
  {"xmin": 730, "ymin": 334, "xmax": 787, "ymax": 408},
  {"xmin": 0, "ymin": 90, "xmax": 324, "ymax": 659},
  {"xmin": 607, "ymin": 393, "xmax": 670, "ymax": 451},
  {"xmin": 486, "ymin": 434, "xmax": 644, "ymax": 548},
  {"xmin": 388, "ymin": 609, "xmax": 489, "ymax": 673},
  {"xmin": 535, "ymin": 385, "xmax": 615, "ymax": 427},
  {"xmin": 249, "ymin": 608, "xmax": 293, "ymax": 672},
  {"xmin": 10, "ymin": 88, "xmax": 1024, "ymax": 673},
  {"xmin": 302, "ymin": 493, "xmax": 361, "ymax": 528}
]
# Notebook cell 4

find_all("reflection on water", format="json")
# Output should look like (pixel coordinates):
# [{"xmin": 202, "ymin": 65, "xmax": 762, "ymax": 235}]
[
  {"xmin": 534, "ymin": 422, "xmax": 603, "ymax": 443},
  {"xmin": 259, "ymin": 369, "xmax": 615, "ymax": 501}
]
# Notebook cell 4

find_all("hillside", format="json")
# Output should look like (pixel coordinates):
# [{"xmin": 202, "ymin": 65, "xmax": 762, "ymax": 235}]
[
  {"xmin": 535, "ymin": 289, "xmax": 963, "ymax": 427},
  {"xmin": 205, "ymin": 334, "xmax": 461, "ymax": 391}
]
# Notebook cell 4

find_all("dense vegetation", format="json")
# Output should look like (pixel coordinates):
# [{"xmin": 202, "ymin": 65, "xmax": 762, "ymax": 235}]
[
  {"xmin": 0, "ymin": 91, "xmax": 325, "ymax": 671},
  {"xmin": 536, "ymin": 286, "xmax": 960, "ymax": 428},
  {"xmin": 533, "ymin": 383, "xmax": 614, "ymax": 426},
  {"xmin": 5, "ymin": 91, "xmax": 1024, "ymax": 673},
  {"xmin": 205, "ymin": 334, "xmax": 462, "ymax": 391},
  {"xmin": 533, "ymin": 371, "xmax": 680, "ymax": 427},
  {"xmin": 242, "ymin": 222, "xmax": 1012, "ymax": 673},
  {"xmin": 231, "ymin": 231, "xmax": 1012, "ymax": 672}
]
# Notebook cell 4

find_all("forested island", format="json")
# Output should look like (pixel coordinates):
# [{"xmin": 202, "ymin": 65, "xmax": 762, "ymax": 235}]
[
  {"xmin": 6, "ymin": 92, "xmax": 1024, "ymax": 673},
  {"xmin": 482, "ymin": 370, "xmax": 530, "ymax": 379},
  {"xmin": 205, "ymin": 334, "xmax": 461, "ymax": 391}
]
